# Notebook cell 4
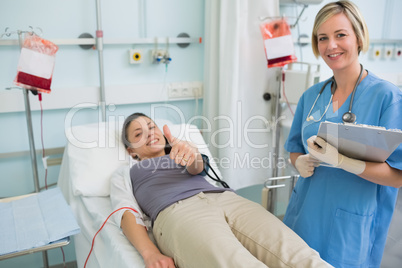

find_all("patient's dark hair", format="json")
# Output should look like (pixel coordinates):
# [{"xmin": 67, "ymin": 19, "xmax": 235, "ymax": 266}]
[
  {"xmin": 121, "ymin": 112, "xmax": 171, "ymax": 156},
  {"xmin": 122, "ymin": 112, "xmax": 149, "ymax": 149}
]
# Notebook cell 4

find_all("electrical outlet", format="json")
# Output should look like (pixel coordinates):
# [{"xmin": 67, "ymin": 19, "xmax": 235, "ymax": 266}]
[
  {"xmin": 370, "ymin": 46, "xmax": 381, "ymax": 60},
  {"xmin": 192, "ymin": 86, "xmax": 202, "ymax": 98},
  {"xmin": 168, "ymin": 82, "xmax": 203, "ymax": 99},
  {"xmin": 168, "ymin": 87, "xmax": 181, "ymax": 98},
  {"xmin": 383, "ymin": 46, "xmax": 393, "ymax": 59},
  {"xmin": 181, "ymin": 87, "xmax": 192, "ymax": 97},
  {"xmin": 394, "ymin": 46, "xmax": 402, "ymax": 59},
  {"xmin": 129, "ymin": 49, "xmax": 143, "ymax": 64}
]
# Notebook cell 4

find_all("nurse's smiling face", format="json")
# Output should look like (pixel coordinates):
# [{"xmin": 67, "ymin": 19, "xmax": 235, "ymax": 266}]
[
  {"xmin": 126, "ymin": 116, "xmax": 166, "ymax": 160},
  {"xmin": 316, "ymin": 13, "xmax": 361, "ymax": 73}
]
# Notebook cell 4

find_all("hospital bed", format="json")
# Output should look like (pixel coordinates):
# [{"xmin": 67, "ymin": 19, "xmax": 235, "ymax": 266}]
[
  {"xmin": 57, "ymin": 119, "xmax": 402, "ymax": 268},
  {"xmin": 57, "ymin": 120, "xmax": 220, "ymax": 268}
]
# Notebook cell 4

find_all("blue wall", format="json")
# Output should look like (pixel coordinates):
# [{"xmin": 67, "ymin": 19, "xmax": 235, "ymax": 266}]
[
  {"xmin": 280, "ymin": 0, "xmax": 402, "ymax": 80},
  {"xmin": 0, "ymin": 0, "xmax": 204, "ymax": 267},
  {"xmin": 0, "ymin": 0, "xmax": 205, "ymax": 197}
]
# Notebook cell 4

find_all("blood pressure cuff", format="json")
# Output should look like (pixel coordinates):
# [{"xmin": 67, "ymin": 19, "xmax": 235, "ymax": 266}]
[{"xmin": 198, "ymin": 154, "xmax": 210, "ymax": 176}]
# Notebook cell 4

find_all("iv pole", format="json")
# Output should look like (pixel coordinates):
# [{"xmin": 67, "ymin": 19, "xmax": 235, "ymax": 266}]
[
  {"xmin": 272, "ymin": 70, "xmax": 282, "ymax": 179},
  {"xmin": 16, "ymin": 29, "xmax": 49, "ymax": 268},
  {"xmin": 95, "ymin": 0, "xmax": 106, "ymax": 122},
  {"xmin": 16, "ymin": 30, "xmax": 41, "ymax": 194},
  {"xmin": 268, "ymin": 68, "xmax": 283, "ymax": 214}
]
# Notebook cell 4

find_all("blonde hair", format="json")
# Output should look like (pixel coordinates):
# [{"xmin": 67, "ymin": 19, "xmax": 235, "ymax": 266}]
[{"xmin": 311, "ymin": 1, "xmax": 369, "ymax": 58}]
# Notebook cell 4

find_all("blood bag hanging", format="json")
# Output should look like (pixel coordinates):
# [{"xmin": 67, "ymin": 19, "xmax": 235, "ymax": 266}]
[
  {"xmin": 14, "ymin": 34, "xmax": 58, "ymax": 94},
  {"xmin": 260, "ymin": 18, "xmax": 297, "ymax": 68}
]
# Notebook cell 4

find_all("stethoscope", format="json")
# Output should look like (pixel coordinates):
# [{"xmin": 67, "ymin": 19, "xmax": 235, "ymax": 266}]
[{"xmin": 306, "ymin": 64, "xmax": 364, "ymax": 124}]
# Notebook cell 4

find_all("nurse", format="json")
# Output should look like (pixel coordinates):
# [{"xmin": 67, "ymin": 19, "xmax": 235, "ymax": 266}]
[{"xmin": 284, "ymin": 1, "xmax": 402, "ymax": 267}]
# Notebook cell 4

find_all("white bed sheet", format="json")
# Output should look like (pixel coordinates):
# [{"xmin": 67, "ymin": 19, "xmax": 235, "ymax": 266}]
[
  {"xmin": 58, "ymin": 146, "xmax": 147, "ymax": 268},
  {"xmin": 80, "ymin": 196, "xmax": 147, "ymax": 268}
]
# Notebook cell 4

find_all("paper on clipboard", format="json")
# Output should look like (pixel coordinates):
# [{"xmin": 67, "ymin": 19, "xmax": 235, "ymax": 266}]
[{"xmin": 317, "ymin": 121, "xmax": 402, "ymax": 162}]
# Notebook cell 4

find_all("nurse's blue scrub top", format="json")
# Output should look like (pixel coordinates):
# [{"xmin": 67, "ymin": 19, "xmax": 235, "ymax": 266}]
[{"xmin": 284, "ymin": 71, "xmax": 402, "ymax": 268}]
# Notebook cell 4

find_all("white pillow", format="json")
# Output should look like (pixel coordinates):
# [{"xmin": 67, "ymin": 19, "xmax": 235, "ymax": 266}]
[
  {"xmin": 66, "ymin": 121, "xmax": 130, "ymax": 196},
  {"xmin": 65, "ymin": 119, "xmax": 218, "ymax": 197}
]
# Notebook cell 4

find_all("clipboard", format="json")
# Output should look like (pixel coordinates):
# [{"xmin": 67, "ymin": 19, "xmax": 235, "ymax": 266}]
[{"xmin": 317, "ymin": 121, "xmax": 402, "ymax": 162}]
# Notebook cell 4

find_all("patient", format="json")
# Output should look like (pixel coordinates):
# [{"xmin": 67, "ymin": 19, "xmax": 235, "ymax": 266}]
[{"xmin": 111, "ymin": 112, "xmax": 332, "ymax": 268}]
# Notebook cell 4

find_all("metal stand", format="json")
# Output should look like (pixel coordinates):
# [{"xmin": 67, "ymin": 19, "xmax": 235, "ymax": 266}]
[
  {"xmin": 259, "ymin": 4, "xmax": 308, "ymax": 29},
  {"xmin": 16, "ymin": 29, "xmax": 49, "ymax": 268},
  {"xmin": 95, "ymin": 0, "xmax": 106, "ymax": 122},
  {"xmin": 272, "ymin": 69, "xmax": 282, "ymax": 178},
  {"xmin": 16, "ymin": 30, "xmax": 41, "ymax": 194},
  {"xmin": 269, "ymin": 69, "xmax": 283, "ymax": 214}
]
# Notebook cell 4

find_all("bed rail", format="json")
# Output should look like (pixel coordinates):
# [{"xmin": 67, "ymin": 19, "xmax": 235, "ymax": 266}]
[{"xmin": 262, "ymin": 175, "xmax": 299, "ymax": 218}]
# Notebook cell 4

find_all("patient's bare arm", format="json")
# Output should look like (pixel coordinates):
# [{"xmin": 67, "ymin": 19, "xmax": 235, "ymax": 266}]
[{"xmin": 121, "ymin": 211, "xmax": 175, "ymax": 268}]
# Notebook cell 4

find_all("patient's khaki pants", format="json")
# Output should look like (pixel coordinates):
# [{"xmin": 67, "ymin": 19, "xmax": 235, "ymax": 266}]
[{"xmin": 153, "ymin": 191, "xmax": 331, "ymax": 268}]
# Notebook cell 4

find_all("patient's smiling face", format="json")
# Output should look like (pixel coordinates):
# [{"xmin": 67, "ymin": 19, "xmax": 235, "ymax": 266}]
[{"xmin": 126, "ymin": 116, "xmax": 166, "ymax": 160}]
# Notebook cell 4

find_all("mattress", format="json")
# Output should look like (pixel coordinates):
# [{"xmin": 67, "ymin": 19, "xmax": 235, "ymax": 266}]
[{"xmin": 58, "ymin": 144, "xmax": 147, "ymax": 268}]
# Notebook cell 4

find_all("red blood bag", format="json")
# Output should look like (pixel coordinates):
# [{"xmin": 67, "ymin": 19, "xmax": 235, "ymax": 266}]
[
  {"xmin": 14, "ymin": 34, "xmax": 58, "ymax": 93},
  {"xmin": 260, "ymin": 18, "xmax": 297, "ymax": 68}
]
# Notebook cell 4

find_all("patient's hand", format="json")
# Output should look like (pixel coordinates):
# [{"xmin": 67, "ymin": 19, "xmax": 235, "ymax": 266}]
[
  {"xmin": 121, "ymin": 211, "xmax": 176, "ymax": 268},
  {"xmin": 163, "ymin": 125, "xmax": 202, "ymax": 170},
  {"xmin": 143, "ymin": 250, "xmax": 175, "ymax": 268}
]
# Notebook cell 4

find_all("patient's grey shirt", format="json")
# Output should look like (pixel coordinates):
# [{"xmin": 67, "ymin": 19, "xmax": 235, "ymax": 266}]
[{"xmin": 130, "ymin": 155, "xmax": 231, "ymax": 222}]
